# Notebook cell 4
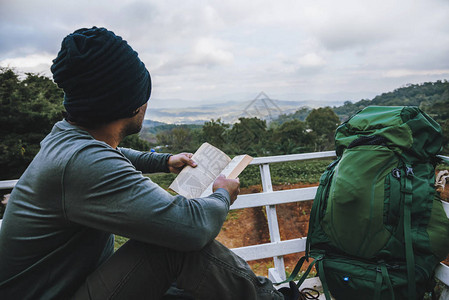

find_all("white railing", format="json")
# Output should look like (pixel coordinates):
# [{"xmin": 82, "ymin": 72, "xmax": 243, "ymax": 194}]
[
  {"xmin": 230, "ymin": 150, "xmax": 335, "ymax": 283},
  {"xmin": 1, "ymin": 152, "xmax": 449, "ymax": 296}
]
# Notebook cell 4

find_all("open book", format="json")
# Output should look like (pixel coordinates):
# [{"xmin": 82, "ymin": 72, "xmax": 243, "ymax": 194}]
[{"xmin": 169, "ymin": 143, "xmax": 253, "ymax": 198}]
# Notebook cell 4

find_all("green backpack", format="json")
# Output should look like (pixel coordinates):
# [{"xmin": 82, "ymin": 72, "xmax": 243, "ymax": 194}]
[{"xmin": 291, "ymin": 106, "xmax": 449, "ymax": 300}]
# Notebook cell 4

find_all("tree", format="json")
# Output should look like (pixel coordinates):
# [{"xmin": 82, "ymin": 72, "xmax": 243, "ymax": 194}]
[
  {"xmin": 228, "ymin": 117, "xmax": 267, "ymax": 155},
  {"xmin": 306, "ymin": 107, "xmax": 340, "ymax": 151},
  {"xmin": 306, "ymin": 107, "xmax": 340, "ymax": 136},
  {"xmin": 171, "ymin": 127, "xmax": 192, "ymax": 151},
  {"xmin": 271, "ymin": 119, "xmax": 312, "ymax": 154},
  {"xmin": 155, "ymin": 126, "xmax": 194, "ymax": 153},
  {"xmin": 273, "ymin": 107, "xmax": 312, "ymax": 125},
  {"xmin": 156, "ymin": 130, "xmax": 172, "ymax": 149},
  {"xmin": 119, "ymin": 134, "xmax": 150, "ymax": 151},
  {"xmin": 333, "ymin": 80, "xmax": 449, "ymax": 121},
  {"xmin": 0, "ymin": 68, "xmax": 64, "ymax": 179},
  {"xmin": 201, "ymin": 118, "xmax": 229, "ymax": 148}
]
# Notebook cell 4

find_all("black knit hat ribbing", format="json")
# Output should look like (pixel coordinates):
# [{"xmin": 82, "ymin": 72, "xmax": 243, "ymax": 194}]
[{"xmin": 51, "ymin": 27, "xmax": 151, "ymax": 122}]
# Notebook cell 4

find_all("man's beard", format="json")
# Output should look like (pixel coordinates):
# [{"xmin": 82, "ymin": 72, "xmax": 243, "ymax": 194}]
[
  {"xmin": 121, "ymin": 103, "xmax": 147, "ymax": 139},
  {"xmin": 121, "ymin": 118, "xmax": 143, "ymax": 138}
]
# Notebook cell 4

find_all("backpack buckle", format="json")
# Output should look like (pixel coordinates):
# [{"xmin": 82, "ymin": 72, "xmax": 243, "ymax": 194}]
[
  {"xmin": 392, "ymin": 168, "xmax": 401, "ymax": 179},
  {"xmin": 406, "ymin": 167, "xmax": 414, "ymax": 178}
]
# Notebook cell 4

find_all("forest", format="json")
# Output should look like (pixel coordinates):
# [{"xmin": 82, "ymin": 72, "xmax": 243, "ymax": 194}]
[{"xmin": 1, "ymin": 67, "xmax": 448, "ymax": 180}]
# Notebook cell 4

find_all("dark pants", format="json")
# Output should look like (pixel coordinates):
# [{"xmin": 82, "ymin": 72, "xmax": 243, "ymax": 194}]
[{"xmin": 72, "ymin": 239, "xmax": 284, "ymax": 300}]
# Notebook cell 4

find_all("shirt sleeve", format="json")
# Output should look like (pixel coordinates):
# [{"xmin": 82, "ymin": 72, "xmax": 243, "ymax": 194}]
[
  {"xmin": 118, "ymin": 147, "xmax": 172, "ymax": 173},
  {"xmin": 62, "ymin": 144, "xmax": 230, "ymax": 251}
]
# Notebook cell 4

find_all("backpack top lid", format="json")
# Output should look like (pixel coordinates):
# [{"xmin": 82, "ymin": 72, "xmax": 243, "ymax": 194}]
[{"xmin": 335, "ymin": 106, "xmax": 443, "ymax": 160}]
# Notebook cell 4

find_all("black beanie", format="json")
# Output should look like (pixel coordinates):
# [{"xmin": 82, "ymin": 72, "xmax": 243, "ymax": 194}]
[{"xmin": 51, "ymin": 27, "xmax": 151, "ymax": 122}]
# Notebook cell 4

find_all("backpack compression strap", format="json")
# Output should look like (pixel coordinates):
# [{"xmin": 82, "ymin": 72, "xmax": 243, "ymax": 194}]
[
  {"xmin": 403, "ymin": 163, "xmax": 416, "ymax": 300},
  {"xmin": 374, "ymin": 264, "xmax": 395, "ymax": 300},
  {"xmin": 316, "ymin": 258, "xmax": 332, "ymax": 300},
  {"xmin": 273, "ymin": 255, "xmax": 320, "ymax": 286}
]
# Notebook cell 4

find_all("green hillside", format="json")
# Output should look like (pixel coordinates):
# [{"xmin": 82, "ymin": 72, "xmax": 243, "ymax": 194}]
[
  {"xmin": 274, "ymin": 80, "xmax": 448, "ymax": 154},
  {"xmin": 333, "ymin": 80, "xmax": 449, "ymax": 122}
]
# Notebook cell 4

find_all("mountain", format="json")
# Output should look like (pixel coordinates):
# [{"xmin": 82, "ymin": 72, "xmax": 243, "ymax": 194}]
[
  {"xmin": 333, "ymin": 80, "xmax": 449, "ymax": 121},
  {"xmin": 142, "ymin": 119, "xmax": 166, "ymax": 128},
  {"xmin": 145, "ymin": 92, "xmax": 344, "ymax": 124},
  {"xmin": 143, "ymin": 80, "xmax": 448, "ymax": 126}
]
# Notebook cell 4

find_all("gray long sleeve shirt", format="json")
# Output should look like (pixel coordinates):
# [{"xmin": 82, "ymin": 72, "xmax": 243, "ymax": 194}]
[{"xmin": 0, "ymin": 120, "xmax": 231, "ymax": 299}]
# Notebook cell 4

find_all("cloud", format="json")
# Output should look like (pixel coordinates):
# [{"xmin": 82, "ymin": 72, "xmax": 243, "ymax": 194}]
[
  {"xmin": 191, "ymin": 38, "xmax": 234, "ymax": 66},
  {"xmin": 0, "ymin": 53, "xmax": 54, "ymax": 75},
  {"xmin": 153, "ymin": 37, "xmax": 234, "ymax": 75},
  {"xmin": 298, "ymin": 53, "xmax": 326, "ymax": 68},
  {"xmin": 0, "ymin": 53, "xmax": 52, "ymax": 68},
  {"xmin": 296, "ymin": 0, "xmax": 449, "ymax": 51},
  {"xmin": 0, "ymin": 0, "xmax": 448, "ymax": 104}
]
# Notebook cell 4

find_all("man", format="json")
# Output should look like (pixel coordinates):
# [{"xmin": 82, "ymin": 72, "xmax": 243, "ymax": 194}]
[{"xmin": 0, "ymin": 27, "xmax": 298, "ymax": 299}]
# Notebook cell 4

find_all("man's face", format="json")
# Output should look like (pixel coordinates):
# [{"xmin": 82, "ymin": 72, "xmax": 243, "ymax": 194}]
[{"xmin": 123, "ymin": 102, "xmax": 148, "ymax": 136}]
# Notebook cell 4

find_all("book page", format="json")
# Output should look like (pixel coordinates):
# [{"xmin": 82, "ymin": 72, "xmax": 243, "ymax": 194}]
[
  {"xmin": 169, "ymin": 143, "xmax": 231, "ymax": 198},
  {"xmin": 223, "ymin": 155, "xmax": 253, "ymax": 179},
  {"xmin": 200, "ymin": 154, "xmax": 253, "ymax": 197}
]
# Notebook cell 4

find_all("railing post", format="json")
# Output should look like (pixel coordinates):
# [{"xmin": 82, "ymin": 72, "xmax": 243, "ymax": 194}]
[{"xmin": 259, "ymin": 163, "xmax": 286, "ymax": 282}]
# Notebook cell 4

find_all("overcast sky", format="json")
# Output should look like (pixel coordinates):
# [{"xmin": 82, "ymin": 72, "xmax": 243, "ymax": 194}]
[{"xmin": 1, "ymin": 0, "xmax": 449, "ymax": 106}]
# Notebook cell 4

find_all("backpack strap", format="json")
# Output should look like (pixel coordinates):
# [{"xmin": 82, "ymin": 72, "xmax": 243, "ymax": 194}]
[
  {"xmin": 273, "ymin": 255, "xmax": 320, "ymax": 287},
  {"xmin": 274, "ymin": 256, "xmax": 307, "ymax": 285},
  {"xmin": 316, "ymin": 256, "xmax": 332, "ymax": 300},
  {"xmin": 403, "ymin": 163, "xmax": 417, "ymax": 300},
  {"xmin": 295, "ymin": 256, "xmax": 320, "ymax": 288},
  {"xmin": 306, "ymin": 160, "xmax": 338, "ymax": 258},
  {"xmin": 374, "ymin": 264, "xmax": 395, "ymax": 300},
  {"xmin": 374, "ymin": 268, "xmax": 382, "ymax": 300},
  {"xmin": 381, "ymin": 265, "xmax": 395, "ymax": 300},
  {"xmin": 306, "ymin": 189, "xmax": 322, "ymax": 259}
]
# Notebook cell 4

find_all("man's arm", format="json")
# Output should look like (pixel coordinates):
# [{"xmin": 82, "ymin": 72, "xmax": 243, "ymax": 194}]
[
  {"xmin": 63, "ymin": 145, "xmax": 230, "ymax": 251},
  {"xmin": 118, "ymin": 147, "xmax": 172, "ymax": 173}
]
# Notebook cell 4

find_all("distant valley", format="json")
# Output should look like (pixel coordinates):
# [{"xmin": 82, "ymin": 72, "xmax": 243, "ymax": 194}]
[
  {"xmin": 142, "ymin": 80, "xmax": 449, "ymax": 133},
  {"xmin": 145, "ymin": 93, "xmax": 344, "ymax": 124}
]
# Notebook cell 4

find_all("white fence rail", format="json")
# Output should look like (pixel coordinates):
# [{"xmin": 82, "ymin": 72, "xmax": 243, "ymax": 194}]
[
  {"xmin": 1, "ymin": 152, "xmax": 449, "ymax": 293},
  {"xmin": 230, "ymin": 151, "xmax": 336, "ymax": 283}
]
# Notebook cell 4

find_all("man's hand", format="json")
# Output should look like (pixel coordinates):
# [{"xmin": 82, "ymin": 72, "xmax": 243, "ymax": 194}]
[
  {"xmin": 213, "ymin": 174, "xmax": 240, "ymax": 205},
  {"xmin": 167, "ymin": 153, "xmax": 197, "ymax": 174}
]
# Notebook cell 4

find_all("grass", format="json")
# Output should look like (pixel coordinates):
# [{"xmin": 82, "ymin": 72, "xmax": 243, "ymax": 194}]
[
  {"xmin": 238, "ymin": 159, "xmax": 333, "ymax": 188},
  {"xmin": 146, "ymin": 173, "xmax": 177, "ymax": 191},
  {"xmin": 226, "ymin": 209, "xmax": 241, "ymax": 221}
]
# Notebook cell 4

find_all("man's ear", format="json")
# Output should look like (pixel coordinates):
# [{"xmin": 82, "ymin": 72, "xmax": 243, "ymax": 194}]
[{"xmin": 131, "ymin": 108, "xmax": 140, "ymax": 116}]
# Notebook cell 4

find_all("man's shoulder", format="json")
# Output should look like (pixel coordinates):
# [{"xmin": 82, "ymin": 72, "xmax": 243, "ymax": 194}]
[
  {"xmin": 36, "ymin": 121, "xmax": 123, "ymax": 173},
  {"xmin": 43, "ymin": 121, "xmax": 114, "ymax": 155}
]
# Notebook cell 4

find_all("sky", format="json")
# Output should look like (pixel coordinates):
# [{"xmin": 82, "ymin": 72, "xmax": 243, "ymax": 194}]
[{"xmin": 1, "ymin": 0, "xmax": 449, "ymax": 108}]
